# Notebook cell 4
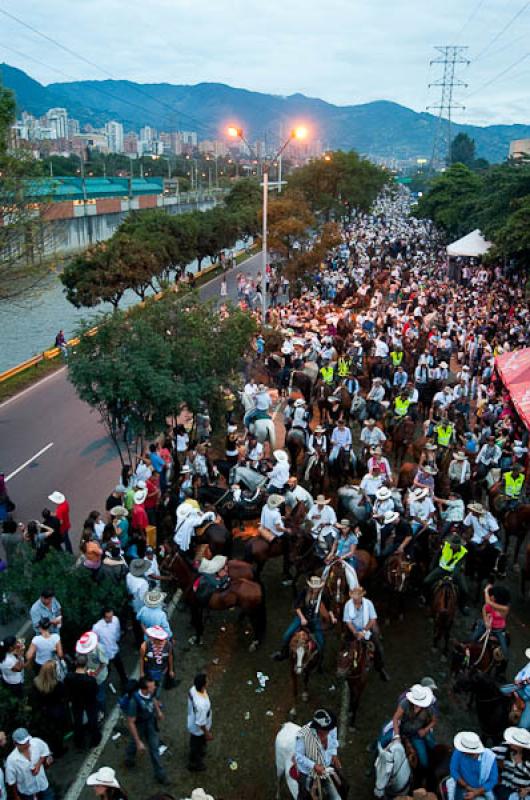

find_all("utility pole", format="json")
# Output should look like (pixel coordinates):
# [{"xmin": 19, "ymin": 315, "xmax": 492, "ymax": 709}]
[{"xmin": 427, "ymin": 45, "xmax": 469, "ymax": 170}]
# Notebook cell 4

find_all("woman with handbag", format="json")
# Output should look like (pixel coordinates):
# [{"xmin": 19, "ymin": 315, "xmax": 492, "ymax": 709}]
[
  {"xmin": 25, "ymin": 618, "xmax": 63, "ymax": 675},
  {"xmin": 30, "ymin": 659, "xmax": 69, "ymax": 757}
]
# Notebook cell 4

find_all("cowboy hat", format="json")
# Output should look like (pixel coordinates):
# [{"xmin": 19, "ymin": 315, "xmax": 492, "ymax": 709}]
[
  {"xmin": 376, "ymin": 487, "xmax": 392, "ymax": 501},
  {"xmin": 453, "ymin": 452, "xmax": 467, "ymax": 461},
  {"xmin": 315, "ymin": 494, "xmax": 330, "ymax": 505},
  {"xmin": 133, "ymin": 489, "xmax": 147, "ymax": 505},
  {"xmin": 110, "ymin": 505, "xmax": 128, "ymax": 518},
  {"xmin": 190, "ymin": 791, "xmax": 214, "ymax": 800},
  {"xmin": 372, "ymin": 377, "xmax": 383, "ymax": 383},
  {"xmin": 454, "ymin": 731, "xmax": 484, "ymax": 755},
  {"xmin": 86, "ymin": 768, "xmax": 121, "ymax": 790},
  {"xmin": 314, "ymin": 425, "xmax": 326, "ymax": 434},
  {"xmin": 411, "ymin": 487, "xmax": 429, "ymax": 501},
  {"xmin": 504, "ymin": 727, "xmax": 530, "ymax": 749},
  {"xmin": 129, "ymin": 558, "xmax": 150, "ymax": 577},
  {"xmin": 294, "ymin": 398, "xmax": 306, "ymax": 407},
  {"xmin": 406, "ymin": 684, "xmax": 434, "ymax": 708},
  {"xmin": 227, "ymin": 425, "xmax": 238, "ymax": 433},
  {"xmin": 327, "ymin": 396, "xmax": 340, "ymax": 404},
  {"xmin": 143, "ymin": 589, "xmax": 166, "ymax": 608},
  {"xmin": 365, "ymin": 419, "xmax": 376, "ymax": 426},
  {"xmin": 273, "ymin": 450, "xmax": 289, "ymax": 462},
  {"xmin": 199, "ymin": 555, "xmax": 227, "ymax": 575},
  {"xmin": 76, "ymin": 631, "xmax": 98, "ymax": 655},
  {"xmin": 267, "ymin": 494, "xmax": 284, "ymax": 509},
  {"xmin": 177, "ymin": 502, "xmax": 194, "ymax": 518},
  {"xmin": 338, "ymin": 519, "xmax": 352, "ymax": 529},
  {"xmin": 114, "ymin": 484, "xmax": 126, "ymax": 494},
  {"xmin": 180, "ymin": 465, "xmax": 192, "ymax": 474},
  {"xmin": 144, "ymin": 625, "xmax": 169, "ymax": 642},
  {"xmin": 135, "ymin": 479, "xmax": 147, "ymax": 490},
  {"xmin": 423, "ymin": 465, "xmax": 438, "ymax": 475},
  {"xmin": 311, "ymin": 708, "xmax": 335, "ymax": 731},
  {"xmin": 525, "ymin": 647, "xmax": 530, "ymax": 660},
  {"xmin": 48, "ymin": 491, "xmax": 65, "ymax": 505},
  {"xmin": 383, "ymin": 511, "xmax": 399, "ymax": 525},
  {"xmin": 425, "ymin": 443, "xmax": 438, "ymax": 451},
  {"xmin": 467, "ymin": 503, "xmax": 485, "ymax": 515},
  {"xmin": 439, "ymin": 361, "xmax": 448, "ymax": 368},
  {"xmin": 307, "ymin": 576, "xmax": 325, "ymax": 591}
]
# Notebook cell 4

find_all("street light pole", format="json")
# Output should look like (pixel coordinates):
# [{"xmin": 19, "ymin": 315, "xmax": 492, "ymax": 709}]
[{"xmin": 261, "ymin": 165, "xmax": 268, "ymax": 318}]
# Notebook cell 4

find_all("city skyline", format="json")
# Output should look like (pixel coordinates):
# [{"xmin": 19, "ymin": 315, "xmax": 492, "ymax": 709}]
[{"xmin": 0, "ymin": 0, "xmax": 529, "ymax": 127}]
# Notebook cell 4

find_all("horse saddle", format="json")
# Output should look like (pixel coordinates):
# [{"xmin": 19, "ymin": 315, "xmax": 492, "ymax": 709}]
[
  {"xmin": 253, "ymin": 410, "xmax": 272, "ymax": 421},
  {"xmin": 195, "ymin": 521, "xmax": 215, "ymax": 537}
]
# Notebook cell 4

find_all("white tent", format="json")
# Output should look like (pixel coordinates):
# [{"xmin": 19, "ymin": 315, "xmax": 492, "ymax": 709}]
[{"xmin": 446, "ymin": 229, "xmax": 492, "ymax": 258}]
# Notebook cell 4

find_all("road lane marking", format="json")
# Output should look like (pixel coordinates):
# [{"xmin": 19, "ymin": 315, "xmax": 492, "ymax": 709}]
[
  {"xmin": 0, "ymin": 366, "xmax": 66, "ymax": 410},
  {"xmin": 5, "ymin": 442, "xmax": 54, "ymax": 482}
]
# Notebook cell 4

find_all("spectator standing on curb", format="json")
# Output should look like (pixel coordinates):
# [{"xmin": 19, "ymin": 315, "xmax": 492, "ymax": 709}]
[
  {"xmin": 25, "ymin": 619, "xmax": 63, "ymax": 675},
  {"xmin": 93, "ymin": 608, "xmax": 127, "ymax": 689},
  {"xmin": 187, "ymin": 673, "xmax": 213, "ymax": 773},
  {"xmin": 125, "ymin": 677, "xmax": 169, "ymax": 785},
  {"xmin": 0, "ymin": 637, "xmax": 25, "ymax": 697},
  {"xmin": 30, "ymin": 590, "xmax": 62, "ymax": 635},
  {"xmin": 75, "ymin": 632, "xmax": 109, "ymax": 718},
  {"xmin": 86, "ymin": 767, "xmax": 128, "ymax": 800},
  {"xmin": 47, "ymin": 491, "xmax": 72, "ymax": 553},
  {"xmin": 64, "ymin": 655, "xmax": 100, "ymax": 749},
  {"xmin": 5, "ymin": 728, "xmax": 54, "ymax": 800}
]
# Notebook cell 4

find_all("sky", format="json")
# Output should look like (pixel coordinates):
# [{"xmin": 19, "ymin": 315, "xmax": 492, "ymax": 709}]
[{"xmin": 0, "ymin": 0, "xmax": 529, "ymax": 126}]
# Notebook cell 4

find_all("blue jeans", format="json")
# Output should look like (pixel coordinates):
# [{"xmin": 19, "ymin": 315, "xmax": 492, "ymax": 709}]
[
  {"xmin": 282, "ymin": 616, "xmax": 324, "ymax": 651},
  {"xmin": 455, "ymin": 788, "xmax": 495, "ymax": 800},
  {"xmin": 472, "ymin": 621, "xmax": 509, "ymax": 661},
  {"xmin": 501, "ymin": 684, "xmax": 530, "ymax": 728},
  {"xmin": 410, "ymin": 732, "xmax": 435, "ymax": 768},
  {"xmin": 125, "ymin": 717, "xmax": 167, "ymax": 780}
]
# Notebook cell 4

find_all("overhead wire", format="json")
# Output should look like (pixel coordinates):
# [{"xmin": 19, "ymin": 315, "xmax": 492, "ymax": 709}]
[
  {"xmin": 456, "ymin": 0, "xmax": 488, "ymax": 37},
  {"xmin": 465, "ymin": 48, "xmax": 530, "ymax": 97},
  {"xmin": 471, "ymin": 0, "xmax": 530, "ymax": 62}
]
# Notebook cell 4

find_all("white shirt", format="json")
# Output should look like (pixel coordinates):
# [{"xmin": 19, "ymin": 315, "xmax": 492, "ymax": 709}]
[
  {"xmin": 92, "ymin": 616, "xmax": 121, "ymax": 660},
  {"xmin": 268, "ymin": 461, "xmax": 289, "ymax": 489},
  {"xmin": 0, "ymin": 654, "xmax": 23, "ymax": 685},
  {"xmin": 515, "ymin": 661, "xmax": 530, "ymax": 683},
  {"xmin": 409, "ymin": 497, "xmax": 436, "ymax": 523},
  {"xmin": 361, "ymin": 427, "xmax": 386, "ymax": 447},
  {"xmin": 174, "ymin": 510, "xmax": 215, "ymax": 551},
  {"xmin": 31, "ymin": 633, "xmax": 60, "ymax": 666},
  {"xmin": 5, "ymin": 738, "xmax": 51, "ymax": 795},
  {"xmin": 464, "ymin": 512, "xmax": 499, "ymax": 545},
  {"xmin": 285, "ymin": 484, "xmax": 314, "ymax": 510},
  {"xmin": 375, "ymin": 340, "xmax": 389, "ymax": 358},
  {"xmin": 306, "ymin": 504, "xmax": 337, "ymax": 538},
  {"xmin": 343, "ymin": 598, "xmax": 377, "ymax": 638},
  {"xmin": 476, "ymin": 444, "xmax": 502, "ymax": 466},
  {"xmin": 331, "ymin": 427, "xmax": 352, "ymax": 449},
  {"xmin": 187, "ymin": 686, "xmax": 212, "ymax": 736},
  {"xmin": 260, "ymin": 506, "xmax": 284, "ymax": 537},
  {"xmin": 360, "ymin": 472, "xmax": 384, "ymax": 496},
  {"xmin": 247, "ymin": 442, "xmax": 264, "ymax": 463},
  {"xmin": 126, "ymin": 573, "xmax": 149, "ymax": 614}
]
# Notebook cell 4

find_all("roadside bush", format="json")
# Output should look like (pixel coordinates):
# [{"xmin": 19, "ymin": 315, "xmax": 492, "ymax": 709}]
[{"xmin": 0, "ymin": 684, "xmax": 31, "ymax": 738}]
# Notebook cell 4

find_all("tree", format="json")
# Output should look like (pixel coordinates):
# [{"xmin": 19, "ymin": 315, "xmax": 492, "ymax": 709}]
[
  {"xmin": 0, "ymin": 82, "xmax": 54, "ymax": 302},
  {"xmin": 450, "ymin": 133, "xmax": 476, "ymax": 168},
  {"xmin": 61, "ymin": 242, "xmax": 130, "ymax": 309},
  {"xmin": 414, "ymin": 163, "xmax": 482, "ymax": 239},
  {"xmin": 494, "ymin": 196, "xmax": 530, "ymax": 266},
  {"xmin": 266, "ymin": 191, "xmax": 315, "ymax": 260}
]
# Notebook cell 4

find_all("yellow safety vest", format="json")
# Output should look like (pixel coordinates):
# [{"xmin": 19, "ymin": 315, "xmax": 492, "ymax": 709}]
[
  {"xmin": 320, "ymin": 365, "xmax": 334, "ymax": 385},
  {"xmin": 504, "ymin": 472, "xmax": 524, "ymax": 498},
  {"xmin": 337, "ymin": 357, "xmax": 351, "ymax": 378},
  {"xmin": 391, "ymin": 351, "xmax": 404, "ymax": 367},
  {"xmin": 394, "ymin": 396, "xmax": 411, "ymax": 417},
  {"xmin": 439, "ymin": 541, "xmax": 467, "ymax": 572},
  {"xmin": 436, "ymin": 424, "xmax": 453, "ymax": 447}
]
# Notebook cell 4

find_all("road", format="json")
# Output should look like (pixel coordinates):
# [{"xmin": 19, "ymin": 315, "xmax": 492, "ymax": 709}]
[{"xmin": 1, "ymin": 252, "xmax": 262, "ymax": 539}]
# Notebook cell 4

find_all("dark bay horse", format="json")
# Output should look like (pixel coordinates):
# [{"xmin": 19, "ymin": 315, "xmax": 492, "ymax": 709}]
[
  {"xmin": 431, "ymin": 575, "xmax": 457, "ymax": 654},
  {"xmin": 454, "ymin": 671, "xmax": 514, "ymax": 744},
  {"xmin": 336, "ymin": 638, "xmax": 373, "ymax": 729},
  {"xmin": 383, "ymin": 553, "xmax": 415, "ymax": 620},
  {"xmin": 161, "ymin": 552, "xmax": 266, "ymax": 649},
  {"xmin": 391, "ymin": 417, "xmax": 416, "ymax": 467},
  {"xmin": 289, "ymin": 629, "xmax": 320, "ymax": 716}
]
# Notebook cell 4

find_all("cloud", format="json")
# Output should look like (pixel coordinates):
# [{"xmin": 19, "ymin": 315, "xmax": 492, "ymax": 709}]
[{"xmin": 0, "ymin": 0, "xmax": 529, "ymax": 125}]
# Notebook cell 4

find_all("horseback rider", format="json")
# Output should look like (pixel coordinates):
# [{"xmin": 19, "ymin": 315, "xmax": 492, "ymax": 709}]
[
  {"xmin": 423, "ymin": 534, "xmax": 469, "ymax": 615},
  {"xmin": 393, "ymin": 389, "xmax": 412, "ymax": 420},
  {"xmin": 245, "ymin": 433, "xmax": 264, "ymax": 470},
  {"xmin": 294, "ymin": 709, "xmax": 346, "ymax": 800},
  {"xmin": 329, "ymin": 419, "xmax": 352, "ymax": 467},
  {"xmin": 266, "ymin": 450, "xmax": 290, "ymax": 495},
  {"xmin": 497, "ymin": 463, "xmax": 526, "ymax": 512},
  {"xmin": 448, "ymin": 451, "xmax": 472, "ymax": 503},
  {"xmin": 433, "ymin": 414, "xmax": 455, "ymax": 451},
  {"xmin": 337, "ymin": 355, "xmax": 352, "ymax": 380},
  {"xmin": 435, "ymin": 491, "xmax": 465, "ymax": 535},
  {"xmin": 292, "ymin": 398, "xmax": 310, "ymax": 446},
  {"xmin": 272, "ymin": 576, "xmax": 336, "ymax": 662},
  {"xmin": 368, "ymin": 446, "xmax": 392, "ymax": 483},
  {"xmin": 379, "ymin": 510, "xmax": 413, "ymax": 559},
  {"xmin": 360, "ymin": 419, "xmax": 387, "ymax": 463},
  {"xmin": 195, "ymin": 555, "xmax": 231, "ymax": 604},
  {"xmin": 392, "ymin": 365, "xmax": 409, "ymax": 394},
  {"xmin": 243, "ymin": 383, "xmax": 272, "ymax": 429},
  {"xmin": 258, "ymin": 494, "xmax": 286, "ymax": 543},
  {"xmin": 390, "ymin": 683, "xmax": 438, "ymax": 772},
  {"xmin": 286, "ymin": 476, "xmax": 314, "ymax": 512},
  {"xmin": 173, "ymin": 502, "xmax": 216, "ymax": 558},
  {"xmin": 306, "ymin": 494, "xmax": 338, "ymax": 557},
  {"xmin": 343, "ymin": 587, "xmax": 389, "ymax": 681},
  {"xmin": 366, "ymin": 377, "xmax": 385, "ymax": 420},
  {"xmin": 475, "ymin": 434, "xmax": 502, "ymax": 481},
  {"xmin": 325, "ymin": 519, "xmax": 359, "ymax": 578},
  {"xmin": 500, "ymin": 648, "xmax": 530, "ymax": 730},
  {"xmin": 307, "ymin": 425, "xmax": 328, "ymax": 456},
  {"xmin": 463, "ymin": 502, "xmax": 502, "ymax": 558},
  {"xmin": 320, "ymin": 358, "xmax": 335, "ymax": 387},
  {"xmin": 407, "ymin": 487, "xmax": 436, "ymax": 537},
  {"xmin": 471, "ymin": 583, "xmax": 510, "ymax": 663}
]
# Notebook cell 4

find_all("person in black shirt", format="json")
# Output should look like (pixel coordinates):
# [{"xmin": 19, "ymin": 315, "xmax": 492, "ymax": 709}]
[
  {"xmin": 272, "ymin": 576, "xmax": 336, "ymax": 661},
  {"xmin": 380, "ymin": 513, "xmax": 413, "ymax": 559},
  {"xmin": 64, "ymin": 654, "xmax": 101, "ymax": 748},
  {"xmin": 41, "ymin": 508, "xmax": 63, "ymax": 551}
]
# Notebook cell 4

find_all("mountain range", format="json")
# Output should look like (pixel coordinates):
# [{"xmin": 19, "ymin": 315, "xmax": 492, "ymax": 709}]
[{"xmin": 2, "ymin": 63, "xmax": 529, "ymax": 162}]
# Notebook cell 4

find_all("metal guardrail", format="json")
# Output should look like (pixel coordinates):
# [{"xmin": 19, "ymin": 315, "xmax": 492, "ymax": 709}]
[{"xmin": 0, "ymin": 261, "xmax": 223, "ymax": 385}]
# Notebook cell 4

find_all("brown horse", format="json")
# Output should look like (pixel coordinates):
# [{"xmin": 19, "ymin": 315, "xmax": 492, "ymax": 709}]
[
  {"xmin": 451, "ymin": 638, "xmax": 498, "ymax": 678},
  {"xmin": 383, "ymin": 553, "xmax": 415, "ymax": 621},
  {"xmin": 161, "ymin": 552, "xmax": 266, "ymax": 648},
  {"xmin": 336, "ymin": 637, "xmax": 373, "ymax": 729},
  {"xmin": 325, "ymin": 560, "xmax": 350, "ymax": 623},
  {"xmin": 489, "ymin": 486, "xmax": 530, "ymax": 565},
  {"xmin": 245, "ymin": 502, "xmax": 306, "ymax": 579},
  {"xmin": 391, "ymin": 417, "xmax": 416, "ymax": 467},
  {"xmin": 313, "ymin": 380, "xmax": 334, "ymax": 424},
  {"xmin": 285, "ymin": 427, "xmax": 306, "ymax": 476},
  {"xmin": 397, "ymin": 462, "xmax": 418, "ymax": 490},
  {"xmin": 306, "ymin": 450, "xmax": 328, "ymax": 496},
  {"xmin": 289, "ymin": 629, "xmax": 320, "ymax": 716},
  {"xmin": 431, "ymin": 575, "xmax": 457, "ymax": 654}
]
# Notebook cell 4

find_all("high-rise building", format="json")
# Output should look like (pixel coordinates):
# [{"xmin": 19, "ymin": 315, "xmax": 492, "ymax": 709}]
[
  {"xmin": 68, "ymin": 118, "xmax": 80, "ymax": 138},
  {"xmin": 105, "ymin": 120, "xmax": 125, "ymax": 153},
  {"xmin": 179, "ymin": 130, "xmax": 197, "ymax": 147},
  {"xmin": 46, "ymin": 108, "xmax": 69, "ymax": 140},
  {"xmin": 140, "ymin": 125, "xmax": 156, "ymax": 143}
]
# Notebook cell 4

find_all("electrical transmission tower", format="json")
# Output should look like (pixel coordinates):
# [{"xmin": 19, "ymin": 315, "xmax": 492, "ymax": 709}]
[{"xmin": 427, "ymin": 46, "xmax": 470, "ymax": 169}]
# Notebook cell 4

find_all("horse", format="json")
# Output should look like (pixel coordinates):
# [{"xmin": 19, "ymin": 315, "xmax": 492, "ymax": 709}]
[
  {"xmin": 313, "ymin": 380, "xmax": 334, "ymax": 424},
  {"xmin": 161, "ymin": 551, "xmax": 266, "ymax": 649},
  {"xmin": 391, "ymin": 417, "xmax": 416, "ymax": 467},
  {"xmin": 197, "ymin": 485, "xmax": 265, "ymax": 532},
  {"xmin": 325, "ymin": 560, "xmax": 350, "ymax": 623},
  {"xmin": 336, "ymin": 637, "xmax": 373, "ymax": 729},
  {"xmin": 374, "ymin": 738, "xmax": 412, "ymax": 799},
  {"xmin": 465, "ymin": 542, "xmax": 506, "ymax": 598},
  {"xmin": 431, "ymin": 575, "xmax": 457, "ymax": 654},
  {"xmin": 194, "ymin": 519, "xmax": 233, "ymax": 556},
  {"xmin": 229, "ymin": 464, "xmax": 267, "ymax": 494},
  {"xmin": 521, "ymin": 542, "xmax": 530, "ymax": 596},
  {"xmin": 383, "ymin": 553, "xmax": 415, "ymax": 621},
  {"xmin": 252, "ymin": 417, "xmax": 277, "ymax": 450},
  {"xmin": 305, "ymin": 450, "xmax": 328, "ymax": 496},
  {"xmin": 244, "ymin": 530, "xmax": 291, "ymax": 579},
  {"xmin": 289, "ymin": 628, "xmax": 320, "ymax": 716},
  {"xmin": 453, "ymin": 671, "xmax": 514, "ymax": 745},
  {"xmin": 337, "ymin": 485, "xmax": 370, "ymax": 524},
  {"xmin": 285, "ymin": 428, "xmax": 307, "ymax": 476},
  {"xmin": 450, "ymin": 636, "xmax": 504, "ymax": 679},
  {"xmin": 274, "ymin": 722, "xmax": 300, "ymax": 799},
  {"xmin": 290, "ymin": 363, "xmax": 319, "ymax": 405},
  {"xmin": 489, "ymin": 486, "xmax": 530, "ymax": 566}
]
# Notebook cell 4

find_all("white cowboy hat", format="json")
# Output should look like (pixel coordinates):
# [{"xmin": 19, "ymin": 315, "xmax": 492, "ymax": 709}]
[
  {"xmin": 134, "ymin": 489, "xmax": 147, "ymax": 505},
  {"xmin": 327, "ymin": 395, "xmax": 340, "ymax": 404},
  {"xmin": 338, "ymin": 518, "xmax": 352, "ymax": 528},
  {"xmin": 48, "ymin": 491, "xmax": 65, "ymax": 505},
  {"xmin": 406, "ymin": 684, "xmax": 434, "ymax": 708},
  {"xmin": 227, "ymin": 425, "xmax": 238, "ymax": 433},
  {"xmin": 423, "ymin": 465, "xmax": 438, "ymax": 475},
  {"xmin": 453, "ymin": 452, "xmax": 467, "ymax": 461},
  {"xmin": 411, "ymin": 487, "xmax": 429, "ymax": 501},
  {"xmin": 467, "ymin": 503, "xmax": 485, "ymax": 515},
  {"xmin": 313, "ymin": 425, "xmax": 326, "ymax": 434},
  {"xmin": 76, "ymin": 631, "xmax": 98, "ymax": 655},
  {"xmin": 376, "ymin": 487, "xmax": 392, "ymax": 501},
  {"xmin": 273, "ymin": 450, "xmax": 289, "ymax": 463},
  {"xmin": 114, "ymin": 484, "xmax": 126, "ymax": 493},
  {"xmin": 294, "ymin": 398, "xmax": 306, "ymax": 407},
  {"xmin": 177, "ymin": 502, "xmax": 194, "ymax": 518},
  {"xmin": 504, "ymin": 727, "xmax": 530, "ymax": 749},
  {"xmin": 190, "ymin": 790, "xmax": 214, "ymax": 800},
  {"xmin": 129, "ymin": 558, "xmax": 150, "ymax": 577},
  {"xmin": 135, "ymin": 480, "xmax": 147, "ymax": 490},
  {"xmin": 199, "ymin": 555, "xmax": 227, "ymax": 575},
  {"xmin": 145, "ymin": 625, "xmax": 169, "ymax": 641},
  {"xmin": 86, "ymin": 767, "xmax": 120, "ymax": 789},
  {"xmin": 383, "ymin": 511, "xmax": 399, "ymax": 525},
  {"xmin": 180, "ymin": 465, "xmax": 192, "ymax": 474},
  {"xmin": 267, "ymin": 494, "xmax": 284, "ymax": 509},
  {"xmin": 110, "ymin": 505, "xmax": 128, "ymax": 518},
  {"xmin": 315, "ymin": 494, "xmax": 330, "ymax": 505},
  {"xmin": 365, "ymin": 419, "xmax": 376, "ymax": 426},
  {"xmin": 439, "ymin": 361, "xmax": 448, "ymax": 368},
  {"xmin": 307, "ymin": 576, "xmax": 325, "ymax": 590},
  {"xmin": 143, "ymin": 589, "xmax": 166, "ymax": 608},
  {"xmin": 525, "ymin": 647, "xmax": 530, "ymax": 660},
  {"xmin": 454, "ymin": 731, "xmax": 484, "ymax": 755},
  {"xmin": 372, "ymin": 377, "xmax": 383, "ymax": 383}
]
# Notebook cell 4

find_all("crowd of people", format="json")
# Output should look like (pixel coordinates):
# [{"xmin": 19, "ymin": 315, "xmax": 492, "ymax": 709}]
[{"xmin": 1, "ymin": 188, "xmax": 530, "ymax": 799}]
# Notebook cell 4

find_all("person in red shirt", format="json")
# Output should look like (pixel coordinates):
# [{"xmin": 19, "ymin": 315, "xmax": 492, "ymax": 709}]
[
  {"xmin": 48, "ymin": 491, "xmax": 72, "ymax": 553},
  {"xmin": 144, "ymin": 474, "xmax": 160, "ymax": 526},
  {"xmin": 131, "ymin": 486, "xmax": 149, "ymax": 533},
  {"xmin": 471, "ymin": 583, "xmax": 510, "ymax": 662}
]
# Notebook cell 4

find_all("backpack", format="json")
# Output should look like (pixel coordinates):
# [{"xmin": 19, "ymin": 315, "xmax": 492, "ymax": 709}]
[{"xmin": 118, "ymin": 679, "xmax": 140, "ymax": 714}]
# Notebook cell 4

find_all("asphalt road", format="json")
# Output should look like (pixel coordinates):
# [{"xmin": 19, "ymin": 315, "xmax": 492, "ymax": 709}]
[{"xmin": 1, "ymin": 251, "xmax": 263, "ymax": 540}]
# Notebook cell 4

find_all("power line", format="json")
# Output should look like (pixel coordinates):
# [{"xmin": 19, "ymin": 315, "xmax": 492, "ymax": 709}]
[
  {"xmin": 456, "ymin": 0, "xmax": 487, "ymax": 36},
  {"xmin": 465, "ymin": 49, "xmax": 530, "ymax": 97},
  {"xmin": 472, "ymin": 0, "xmax": 530, "ymax": 62},
  {"xmin": 0, "ymin": 6, "xmax": 211, "ymax": 133},
  {"xmin": 427, "ymin": 45, "xmax": 470, "ymax": 168}
]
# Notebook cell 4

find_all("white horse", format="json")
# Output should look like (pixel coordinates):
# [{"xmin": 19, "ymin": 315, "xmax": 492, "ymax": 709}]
[
  {"xmin": 239, "ymin": 391, "xmax": 277, "ymax": 450},
  {"xmin": 373, "ymin": 738, "xmax": 411, "ymax": 799},
  {"xmin": 229, "ymin": 465, "xmax": 267, "ymax": 493},
  {"xmin": 275, "ymin": 722, "xmax": 300, "ymax": 799}
]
